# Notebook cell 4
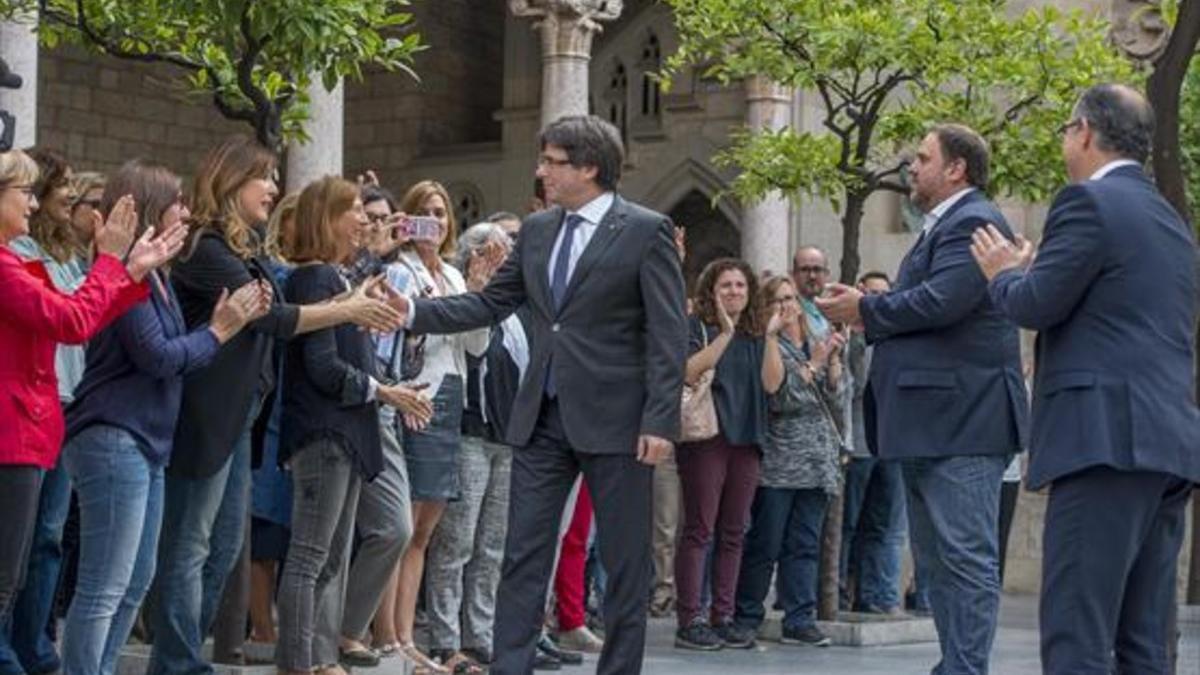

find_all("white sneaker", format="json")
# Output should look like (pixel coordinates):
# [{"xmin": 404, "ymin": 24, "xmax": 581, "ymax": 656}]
[{"xmin": 556, "ymin": 626, "xmax": 605, "ymax": 653}]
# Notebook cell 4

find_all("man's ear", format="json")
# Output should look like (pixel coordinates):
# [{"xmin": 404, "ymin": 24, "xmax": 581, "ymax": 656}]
[
  {"xmin": 947, "ymin": 157, "xmax": 969, "ymax": 184},
  {"xmin": 580, "ymin": 164, "xmax": 600, "ymax": 183}
]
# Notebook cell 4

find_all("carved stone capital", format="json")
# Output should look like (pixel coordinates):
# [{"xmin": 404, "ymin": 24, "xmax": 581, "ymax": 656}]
[
  {"xmin": 1110, "ymin": 0, "xmax": 1170, "ymax": 63},
  {"xmin": 510, "ymin": 0, "xmax": 623, "ymax": 57}
]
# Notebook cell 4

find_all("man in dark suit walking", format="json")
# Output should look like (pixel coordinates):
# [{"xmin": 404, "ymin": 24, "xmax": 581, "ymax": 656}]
[
  {"xmin": 972, "ymin": 83, "xmax": 1199, "ymax": 674},
  {"xmin": 393, "ymin": 115, "xmax": 687, "ymax": 675},
  {"xmin": 818, "ymin": 124, "xmax": 1028, "ymax": 674}
]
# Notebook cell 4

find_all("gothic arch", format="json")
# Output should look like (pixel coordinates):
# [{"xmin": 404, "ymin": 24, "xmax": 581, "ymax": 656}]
[{"xmin": 641, "ymin": 158, "xmax": 741, "ymax": 229}]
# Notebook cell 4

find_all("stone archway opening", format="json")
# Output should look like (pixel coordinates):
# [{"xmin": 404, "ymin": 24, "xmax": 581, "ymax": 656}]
[{"xmin": 668, "ymin": 189, "xmax": 740, "ymax": 296}]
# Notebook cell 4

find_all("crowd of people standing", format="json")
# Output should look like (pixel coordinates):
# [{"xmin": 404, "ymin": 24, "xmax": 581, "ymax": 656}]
[{"xmin": 0, "ymin": 81, "xmax": 1196, "ymax": 675}]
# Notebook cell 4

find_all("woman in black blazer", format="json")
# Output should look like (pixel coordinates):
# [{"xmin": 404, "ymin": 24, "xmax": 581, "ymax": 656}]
[
  {"xmin": 274, "ymin": 176, "xmax": 432, "ymax": 674},
  {"xmin": 148, "ymin": 137, "xmax": 405, "ymax": 675}
]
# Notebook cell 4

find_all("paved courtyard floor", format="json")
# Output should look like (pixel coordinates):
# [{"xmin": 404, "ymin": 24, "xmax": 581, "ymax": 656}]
[{"xmin": 373, "ymin": 594, "xmax": 1200, "ymax": 674}]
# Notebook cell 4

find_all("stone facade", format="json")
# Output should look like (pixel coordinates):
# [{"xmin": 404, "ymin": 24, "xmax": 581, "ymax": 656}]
[{"xmin": 10, "ymin": 0, "xmax": 1195, "ymax": 600}]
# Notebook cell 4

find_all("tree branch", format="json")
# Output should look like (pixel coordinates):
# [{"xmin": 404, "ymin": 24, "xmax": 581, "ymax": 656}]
[{"xmin": 36, "ymin": 0, "xmax": 205, "ymax": 72}]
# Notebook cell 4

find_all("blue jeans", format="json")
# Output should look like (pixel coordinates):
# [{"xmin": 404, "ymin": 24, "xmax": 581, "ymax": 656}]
[
  {"xmin": 60, "ymin": 426, "xmax": 164, "ymax": 675},
  {"xmin": 733, "ymin": 487, "xmax": 828, "ymax": 631},
  {"xmin": 0, "ymin": 459, "xmax": 72, "ymax": 675},
  {"xmin": 148, "ymin": 420, "xmax": 253, "ymax": 675},
  {"xmin": 902, "ymin": 455, "xmax": 1007, "ymax": 675},
  {"xmin": 840, "ymin": 457, "xmax": 906, "ymax": 610}
]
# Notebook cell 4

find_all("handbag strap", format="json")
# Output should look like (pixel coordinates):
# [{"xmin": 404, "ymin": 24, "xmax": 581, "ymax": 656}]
[{"xmin": 784, "ymin": 336, "xmax": 842, "ymax": 437}]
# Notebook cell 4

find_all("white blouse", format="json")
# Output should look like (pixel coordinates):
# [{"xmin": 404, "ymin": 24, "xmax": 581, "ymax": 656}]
[{"xmin": 386, "ymin": 251, "xmax": 489, "ymax": 401}]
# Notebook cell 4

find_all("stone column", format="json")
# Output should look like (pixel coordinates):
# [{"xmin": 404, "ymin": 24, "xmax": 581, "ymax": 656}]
[
  {"xmin": 0, "ymin": 13, "xmax": 39, "ymax": 149},
  {"xmin": 510, "ymin": 0, "xmax": 622, "ymax": 127},
  {"xmin": 741, "ymin": 75, "xmax": 792, "ymax": 276},
  {"xmin": 286, "ymin": 78, "xmax": 344, "ymax": 192}
]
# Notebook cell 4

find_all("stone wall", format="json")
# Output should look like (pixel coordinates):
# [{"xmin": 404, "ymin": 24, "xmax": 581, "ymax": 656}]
[
  {"xmin": 35, "ymin": 46, "xmax": 242, "ymax": 177},
  {"xmin": 343, "ymin": 0, "xmax": 505, "ymax": 192},
  {"xmin": 32, "ymin": 0, "xmax": 505, "ymax": 188}
]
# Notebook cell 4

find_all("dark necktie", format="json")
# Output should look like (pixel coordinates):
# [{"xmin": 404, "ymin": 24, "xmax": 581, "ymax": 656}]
[{"xmin": 550, "ymin": 214, "xmax": 584, "ymax": 311}]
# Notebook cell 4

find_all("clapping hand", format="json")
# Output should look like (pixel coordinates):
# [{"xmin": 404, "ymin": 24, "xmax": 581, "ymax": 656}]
[
  {"xmin": 715, "ymin": 291, "xmax": 736, "ymax": 335},
  {"xmin": 466, "ymin": 239, "xmax": 508, "ymax": 292},
  {"xmin": 970, "ymin": 224, "xmax": 1033, "ymax": 281},
  {"xmin": 93, "ymin": 195, "xmax": 137, "ymax": 259},
  {"xmin": 208, "ymin": 280, "xmax": 271, "ymax": 343},
  {"xmin": 125, "ymin": 220, "xmax": 190, "ymax": 281},
  {"xmin": 766, "ymin": 297, "xmax": 797, "ymax": 337},
  {"xmin": 356, "ymin": 170, "xmax": 381, "ymax": 188},
  {"xmin": 379, "ymin": 382, "xmax": 432, "ymax": 430},
  {"xmin": 813, "ymin": 283, "xmax": 863, "ymax": 329}
]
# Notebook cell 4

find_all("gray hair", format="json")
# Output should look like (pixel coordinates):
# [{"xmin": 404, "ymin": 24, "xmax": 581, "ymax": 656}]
[
  {"xmin": 538, "ymin": 115, "xmax": 625, "ymax": 191},
  {"xmin": 1073, "ymin": 83, "xmax": 1155, "ymax": 165},
  {"xmin": 455, "ymin": 221, "xmax": 510, "ymax": 273}
]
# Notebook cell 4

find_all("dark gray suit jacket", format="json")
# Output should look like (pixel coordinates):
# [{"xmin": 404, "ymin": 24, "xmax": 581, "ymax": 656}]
[
  {"xmin": 861, "ymin": 190, "xmax": 1029, "ymax": 460},
  {"xmin": 989, "ymin": 166, "xmax": 1200, "ymax": 489},
  {"xmin": 412, "ymin": 195, "xmax": 687, "ymax": 454}
]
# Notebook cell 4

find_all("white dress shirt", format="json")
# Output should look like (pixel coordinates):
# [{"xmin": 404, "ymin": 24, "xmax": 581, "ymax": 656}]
[
  {"xmin": 1089, "ymin": 159, "xmax": 1140, "ymax": 181},
  {"xmin": 921, "ymin": 187, "xmax": 978, "ymax": 235},
  {"xmin": 546, "ymin": 191, "xmax": 616, "ymax": 287}
]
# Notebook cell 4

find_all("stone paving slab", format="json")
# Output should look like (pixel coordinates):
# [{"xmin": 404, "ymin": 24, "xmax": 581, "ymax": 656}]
[{"xmin": 757, "ymin": 611, "xmax": 938, "ymax": 647}]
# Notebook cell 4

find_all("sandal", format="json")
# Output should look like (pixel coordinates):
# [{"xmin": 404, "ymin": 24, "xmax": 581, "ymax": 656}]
[
  {"xmin": 441, "ymin": 652, "xmax": 485, "ymax": 674},
  {"xmin": 400, "ymin": 643, "xmax": 448, "ymax": 674},
  {"xmin": 375, "ymin": 642, "xmax": 402, "ymax": 658}
]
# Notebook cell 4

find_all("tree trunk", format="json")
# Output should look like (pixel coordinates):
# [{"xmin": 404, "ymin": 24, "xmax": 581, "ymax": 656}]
[
  {"xmin": 1146, "ymin": 0, "xmax": 1200, "ymax": 225},
  {"xmin": 819, "ymin": 487, "xmax": 844, "ymax": 621},
  {"xmin": 837, "ymin": 190, "xmax": 870, "ymax": 285}
]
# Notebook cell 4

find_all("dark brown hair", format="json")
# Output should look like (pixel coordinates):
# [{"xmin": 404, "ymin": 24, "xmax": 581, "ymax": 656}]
[
  {"xmin": 692, "ymin": 257, "xmax": 763, "ymax": 336},
  {"xmin": 101, "ymin": 159, "xmax": 182, "ymax": 241},
  {"xmin": 929, "ymin": 123, "xmax": 990, "ymax": 191},
  {"xmin": 26, "ymin": 147, "xmax": 75, "ymax": 263},
  {"xmin": 286, "ymin": 176, "xmax": 360, "ymax": 264},
  {"xmin": 188, "ymin": 135, "xmax": 277, "ymax": 259}
]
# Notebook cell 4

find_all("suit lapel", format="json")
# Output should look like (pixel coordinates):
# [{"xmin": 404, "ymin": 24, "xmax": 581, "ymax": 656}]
[
  {"xmin": 897, "ymin": 190, "xmax": 983, "ymax": 285},
  {"xmin": 557, "ymin": 197, "xmax": 626, "ymax": 312},
  {"xmin": 528, "ymin": 207, "xmax": 563, "ymax": 313}
]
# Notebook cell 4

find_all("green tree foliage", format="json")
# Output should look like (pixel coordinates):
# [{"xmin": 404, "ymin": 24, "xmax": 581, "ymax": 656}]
[
  {"xmin": 2, "ymin": 0, "xmax": 422, "ymax": 150},
  {"xmin": 663, "ymin": 0, "xmax": 1136, "ymax": 282},
  {"xmin": 1179, "ymin": 46, "xmax": 1200, "ymax": 224}
]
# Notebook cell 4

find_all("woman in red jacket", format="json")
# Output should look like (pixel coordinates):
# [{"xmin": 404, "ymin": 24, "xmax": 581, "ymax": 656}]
[{"xmin": 0, "ymin": 149, "xmax": 187, "ymax": 621}]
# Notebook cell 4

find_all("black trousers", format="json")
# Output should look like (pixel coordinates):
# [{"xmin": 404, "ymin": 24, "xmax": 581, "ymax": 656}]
[
  {"xmin": 1040, "ymin": 466, "xmax": 1191, "ymax": 675},
  {"xmin": 491, "ymin": 398, "xmax": 653, "ymax": 675},
  {"xmin": 0, "ymin": 466, "xmax": 43, "ymax": 620}
]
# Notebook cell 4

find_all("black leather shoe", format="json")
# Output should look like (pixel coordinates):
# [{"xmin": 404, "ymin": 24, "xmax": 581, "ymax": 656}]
[
  {"xmin": 538, "ymin": 634, "xmax": 584, "ymax": 665},
  {"xmin": 533, "ymin": 651, "xmax": 562, "ymax": 670}
]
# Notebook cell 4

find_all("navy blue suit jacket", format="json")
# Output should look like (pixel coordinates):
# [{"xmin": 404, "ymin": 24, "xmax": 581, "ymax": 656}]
[
  {"xmin": 861, "ymin": 190, "xmax": 1028, "ymax": 460},
  {"xmin": 989, "ymin": 165, "xmax": 1199, "ymax": 489}
]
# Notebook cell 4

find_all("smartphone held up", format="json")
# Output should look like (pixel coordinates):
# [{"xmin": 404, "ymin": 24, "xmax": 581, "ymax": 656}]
[{"xmin": 389, "ymin": 214, "xmax": 442, "ymax": 243}]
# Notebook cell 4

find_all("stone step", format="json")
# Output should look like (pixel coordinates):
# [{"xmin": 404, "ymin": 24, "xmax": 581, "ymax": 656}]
[
  {"xmin": 759, "ymin": 611, "xmax": 939, "ymax": 647},
  {"xmin": 1181, "ymin": 604, "xmax": 1200, "ymax": 625},
  {"xmin": 118, "ymin": 642, "xmax": 416, "ymax": 675}
]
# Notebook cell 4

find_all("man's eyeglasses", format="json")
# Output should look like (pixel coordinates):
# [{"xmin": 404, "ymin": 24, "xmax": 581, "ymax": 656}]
[
  {"xmin": 1058, "ymin": 119, "xmax": 1084, "ymax": 135},
  {"xmin": 366, "ymin": 212, "xmax": 390, "ymax": 225},
  {"xmin": 537, "ymin": 156, "xmax": 573, "ymax": 168},
  {"xmin": 793, "ymin": 265, "xmax": 828, "ymax": 276}
]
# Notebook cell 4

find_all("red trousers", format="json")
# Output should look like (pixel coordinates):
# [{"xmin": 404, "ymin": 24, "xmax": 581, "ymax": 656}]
[{"xmin": 554, "ymin": 482, "xmax": 593, "ymax": 631}]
